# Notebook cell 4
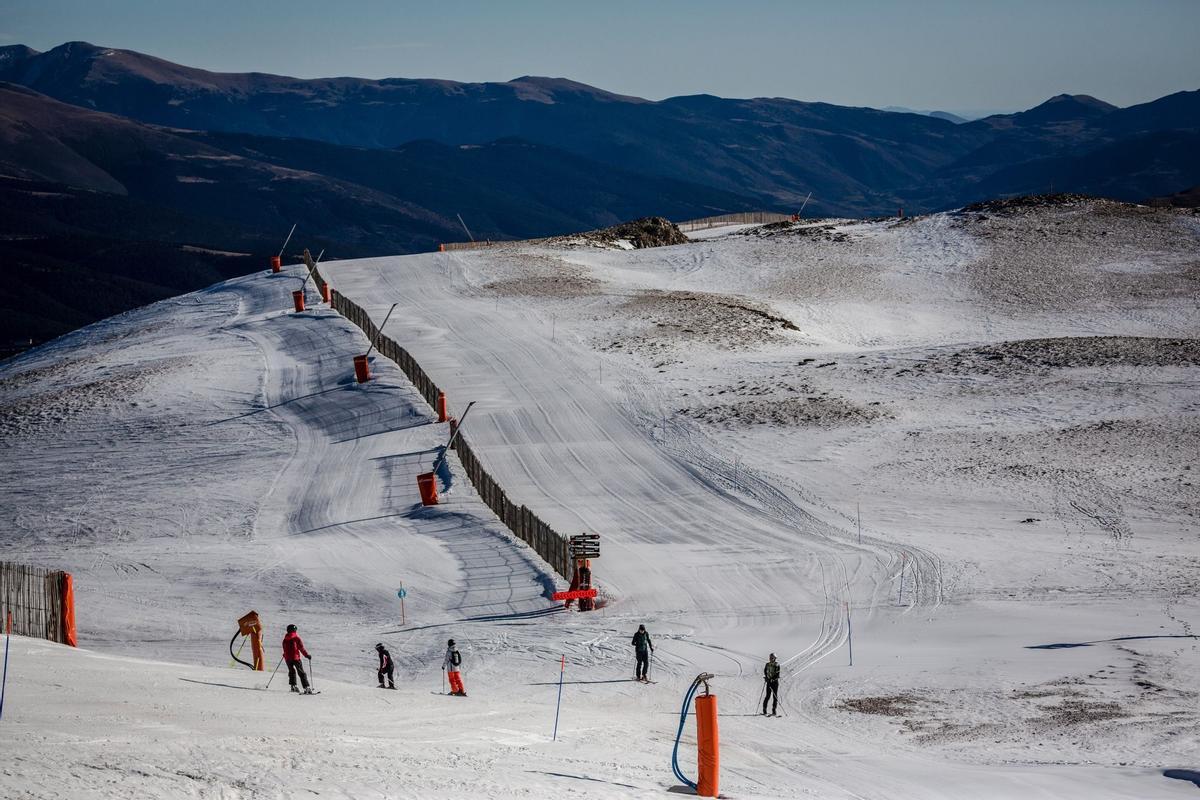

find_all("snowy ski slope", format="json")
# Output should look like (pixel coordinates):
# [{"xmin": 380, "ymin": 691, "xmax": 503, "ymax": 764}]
[{"xmin": 1, "ymin": 200, "xmax": 1198, "ymax": 798}]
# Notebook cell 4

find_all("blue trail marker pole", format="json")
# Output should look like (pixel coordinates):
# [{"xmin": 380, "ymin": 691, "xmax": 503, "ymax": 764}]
[
  {"xmin": 0, "ymin": 625, "xmax": 10, "ymax": 721},
  {"xmin": 552, "ymin": 654, "xmax": 566, "ymax": 741},
  {"xmin": 846, "ymin": 603, "xmax": 853, "ymax": 667}
]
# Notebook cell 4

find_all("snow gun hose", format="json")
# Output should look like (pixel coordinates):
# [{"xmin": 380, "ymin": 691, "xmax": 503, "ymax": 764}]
[
  {"xmin": 229, "ymin": 630, "xmax": 255, "ymax": 670},
  {"xmin": 671, "ymin": 672, "xmax": 718, "ymax": 795}
]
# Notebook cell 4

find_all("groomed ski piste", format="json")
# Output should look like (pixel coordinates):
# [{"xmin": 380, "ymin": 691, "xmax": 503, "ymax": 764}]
[{"xmin": 2, "ymin": 198, "xmax": 1198, "ymax": 798}]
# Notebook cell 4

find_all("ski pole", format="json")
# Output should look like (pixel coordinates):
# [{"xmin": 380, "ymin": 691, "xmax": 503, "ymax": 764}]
[
  {"xmin": 552, "ymin": 654, "xmax": 565, "ymax": 741},
  {"xmin": 307, "ymin": 656, "xmax": 314, "ymax": 692},
  {"xmin": 442, "ymin": 667, "xmax": 446, "ymax": 695},
  {"xmin": 265, "ymin": 655, "xmax": 285, "ymax": 689},
  {"xmin": 755, "ymin": 680, "xmax": 765, "ymax": 714}
]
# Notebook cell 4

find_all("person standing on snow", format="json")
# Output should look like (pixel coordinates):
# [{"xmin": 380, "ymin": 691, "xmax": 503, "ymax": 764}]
[
  {"xmin": 375, "ymin": 642, "xmax": 395, "ymax": 689},
  {"xmin": 763, "ymin": 653, "xmax": 780, "ymax": 716},
  {"xmin": 632, "ymin": 624, "xmax": 654, "ymax": 682},
  {"xmin": 443, "ymin": 638, "xmax": 466, "ymax": 696},
  {"xmin": 282, "ymin": 624, "xmax": 313, "ymax": 694}
]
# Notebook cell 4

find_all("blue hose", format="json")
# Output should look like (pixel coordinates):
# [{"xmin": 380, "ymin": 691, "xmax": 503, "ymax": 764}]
[{"xmin": 671, "ymin": 678, "xmax": 703, "ymax": 790}]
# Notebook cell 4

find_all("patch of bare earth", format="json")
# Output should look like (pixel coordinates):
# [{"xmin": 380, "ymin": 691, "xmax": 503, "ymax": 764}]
[
  {"xmin": 1030, "ymin": 698, "xmax": 1127, "ymax": 728},
  {"xmin": 481, "ymin": 253, "xmax": 601, "ymax": 299},
  {"xmin": 600, "ymin": 290, "xmax": 800, "ymax": 360},
  {"xmin": 953, "ymin": 199, "xmax": 1200, "ymax": 310},
  {"xmin": 542, "ymin": 216, "xmax": 690, "ymax": 250},
  {"xmin": 680, "ymin": 394, "xmax": 885, "ymax": 428},
  {"xmin": 884, "ymin": 337, "xmax": 1200, "ymax": 377},
  {"xmin": 836, "ymin": 694, "xmax": 924, "ymax": 716},
  {"xmin": 834, "ymin": 652, "xmax": 1198, "ymax": 761},
  {"xmin": 737, "ymin": 220, "xmax": 853, "ymax": 243}
]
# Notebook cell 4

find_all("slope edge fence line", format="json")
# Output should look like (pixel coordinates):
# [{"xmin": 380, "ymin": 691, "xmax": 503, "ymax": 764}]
[{"xmin": 307, "ymin": 264, "xmax": 572, "ymax": 581}]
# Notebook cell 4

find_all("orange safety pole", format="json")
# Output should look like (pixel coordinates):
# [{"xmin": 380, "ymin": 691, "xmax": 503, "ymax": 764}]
[
  {"xmin": 695, "ymin": 693, "xmax": 719, "ymax": 797},
  {"xmin": 60, "ymin": 573, "xmax": 77, "ymax": 647}
]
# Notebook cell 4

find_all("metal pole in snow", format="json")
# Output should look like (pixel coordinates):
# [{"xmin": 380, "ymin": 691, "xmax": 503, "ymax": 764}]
[
  {"xmin": 846, "ymin": 603, "xmax": 853, "ymax": 667},
  {"xmin": 363, "ymin": 303, "xmax": 399, "ymax": 359},
  {"xmin": 400, "ymin": 582, "xmax": 406, "ymax": 627},
  {"xmin": 299, "ymin": 248, "xmax": 325, "ymax": 292},
  {"xmin": 552, "ymin": 654, "xmax": 565, "ymax": 741},
  {"xmin": 431, "ymin": 401, "xmax": 476, "ymax": 474},
  {"xmin": 456, "ymin": 213, "xmax": 475, "ymax": 242},
  {"xmin": 0, "ymin": 627, "xmax": 10, "ymax": 721},
  {"xmin": 277, "ymin": 223, "xmax": 297, "ymax": 258},
  {"xmin": 798, "ymin": 191, "xmax": 813, "ymax": 217}
]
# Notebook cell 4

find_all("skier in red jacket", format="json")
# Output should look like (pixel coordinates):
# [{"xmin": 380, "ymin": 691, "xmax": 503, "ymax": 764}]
[{"xmin": 282, "ymin": 624, "xmax": 313, "ymax": 694}]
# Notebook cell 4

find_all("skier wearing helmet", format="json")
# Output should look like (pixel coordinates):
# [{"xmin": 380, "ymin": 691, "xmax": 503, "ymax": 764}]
[
  {"xmin": 375, "ymin": 642, "xmax": 396, "ymax": 689},
  {"xmin": 282, "ymin": 624, "xmax": 313, "ymax": 694},
  {"xmin": 443, "ymin": 638, "xmax": 466, "ymax": 696}
]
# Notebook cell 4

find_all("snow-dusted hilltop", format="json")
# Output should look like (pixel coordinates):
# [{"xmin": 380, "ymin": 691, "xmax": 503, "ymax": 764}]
[{"xmin": 2, "ymin": 198, "xmax": 1197, "ymax": 798}]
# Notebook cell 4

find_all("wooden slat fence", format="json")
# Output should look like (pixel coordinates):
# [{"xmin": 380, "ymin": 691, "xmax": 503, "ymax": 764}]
[
  {"xmin": 674, "ymin": 211, "xmax": 794, "ymax": 233},
  {"xmin": 0, "ymin": 561, "xmax": 69, "ymax": 643},
  {"xmin": 441, "ymin": 240, "xmax": 504, "ymax": 253},
  {"xmin": 310, "ymin": 267, "xmax": 572, "ymax": 579}
]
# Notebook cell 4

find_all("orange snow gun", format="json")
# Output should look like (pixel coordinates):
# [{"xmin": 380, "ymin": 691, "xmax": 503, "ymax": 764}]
[
  {"xmin": 231, "ymin": 610, "xmax": 266, "ymax": 671},
  {"xmin": 671, "ymin": 672, "xmax": 719, "ymax": 797}
]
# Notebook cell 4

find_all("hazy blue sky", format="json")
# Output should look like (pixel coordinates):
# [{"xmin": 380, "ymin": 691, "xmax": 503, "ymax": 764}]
[{"xmin": 3, "ymin": 0, "xmax": 1198, "ymax": 112}]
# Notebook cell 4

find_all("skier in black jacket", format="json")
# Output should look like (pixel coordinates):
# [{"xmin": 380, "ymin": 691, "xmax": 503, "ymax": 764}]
[
  {"xmin": 763, "ymin": 653, "xmax": 780, "ymax": 715},
  {"xmin": 375, "ymin": 643, "xmax": 395, "ymax": 689},
  {"xmin": 631, "ymin": 624, "xmax": 654, "ymax": 682}
]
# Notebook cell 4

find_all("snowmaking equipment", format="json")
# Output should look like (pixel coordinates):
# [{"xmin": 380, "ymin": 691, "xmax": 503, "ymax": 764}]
[
  {"xmin": 230, "ymin": 610, "xmax": 266, "ymax": 671},
  {"xmin": 292, "ymin": 247, "xmax": 326, "ymax": 313},
  {"xmin": 671, "ymin": 672, "xmax": 719, "ymax": 797},
  {"xmin": 271, "ymin": 223, "xmax": 296, "ymax": 273},
  {"xmin": 353, "ymin": 302, "xmax": 397, "ymax": 384},
  {"xmin": 553, "ymin": 533, "xmax": 600, "ymax": 610},
  {"xmin": 419, "ymin": 401, "xmax": 476, "ymax": 506}
]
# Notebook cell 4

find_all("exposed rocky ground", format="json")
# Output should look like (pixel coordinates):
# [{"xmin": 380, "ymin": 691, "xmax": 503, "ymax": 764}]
[{"xmin": 542, "ymin": 216, "xmax": 690, "ymax": 250}]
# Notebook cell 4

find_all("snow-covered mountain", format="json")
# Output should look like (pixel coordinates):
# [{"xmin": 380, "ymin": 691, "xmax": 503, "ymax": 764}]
[{"xmin": 2, "ymin": 198, "xmax": 1198, "ymax": 798}]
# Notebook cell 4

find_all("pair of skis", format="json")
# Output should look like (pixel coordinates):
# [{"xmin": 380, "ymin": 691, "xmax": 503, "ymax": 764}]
[{"xmin": 266, "ymin": 655, "xmax": 319, "ymax": 693}]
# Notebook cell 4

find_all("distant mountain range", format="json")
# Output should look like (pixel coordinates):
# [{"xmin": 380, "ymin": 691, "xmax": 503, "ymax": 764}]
[
  {"xmin": 882, "ymin": 107, "xmax": 970, "ymax": 124},
  {"xmin": 1, "ymin": 40, "xmax": 1197, "ymax": 347}
]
